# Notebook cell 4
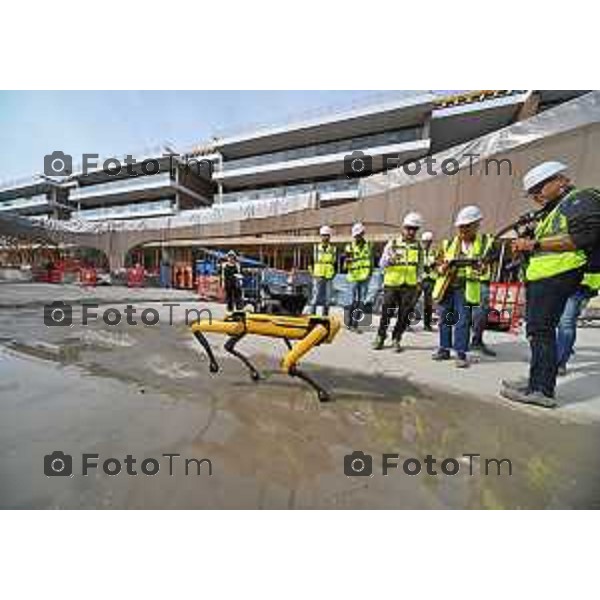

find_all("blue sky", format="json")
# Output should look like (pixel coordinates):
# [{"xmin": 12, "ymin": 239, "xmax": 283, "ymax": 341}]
[{"xmin": 0, "ymin": 90, "xmax": 426, "ymax": 183}]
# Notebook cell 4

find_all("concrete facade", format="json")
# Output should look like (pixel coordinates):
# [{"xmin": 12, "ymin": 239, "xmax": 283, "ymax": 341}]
[{"xmin": 51, "ymin": 113, "xmax": 600, "ymax": 272}]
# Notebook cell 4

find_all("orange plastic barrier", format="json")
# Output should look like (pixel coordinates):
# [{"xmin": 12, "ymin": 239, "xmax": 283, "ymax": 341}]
[
  {"xmin": 127, "ymin": 265, "xmax": 145, "ymax": 287},
  {"xmin": 488, "ymin": 282, "xmax": 525, "ymax": 333},
  {"xmin": 197, "ymin": 275, "xmax": 225, "ymax": 302},
  {"xmin": 49, "ymin": 269, "xmax": 64, "ymax": 284},
  {"xmin": 80, "ymin": 268, "xmax": 97, "ymax": 287}
]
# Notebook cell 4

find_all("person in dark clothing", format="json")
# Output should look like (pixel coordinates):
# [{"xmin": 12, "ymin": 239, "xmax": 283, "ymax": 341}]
[
  {"xmin": 501, "ymin": 161, "xmax": 600, "ymax": 408},
  {"xmin": 221, "ymin": 250, "xmax": 243, "ymax": 312},
  {"xmin": 420, "ymin": 231, "xmax": 435, "ymax": 331}
]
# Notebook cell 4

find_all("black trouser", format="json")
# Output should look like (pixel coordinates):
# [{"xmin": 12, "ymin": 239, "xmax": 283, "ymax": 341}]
[
  {"xmin": 526, "ymin": 268, "xmax": 583, "ymax": 397},
  {"xmin": 421, "ymin": 278, "xmax": 434, "ymax": 328},
  {"xmin": 377, "ymin": 285, "xmax": 419, "ymax": 341},
  {"xmin": 225, "ymin": 282, "xmax": 242, "ymax": 312}
]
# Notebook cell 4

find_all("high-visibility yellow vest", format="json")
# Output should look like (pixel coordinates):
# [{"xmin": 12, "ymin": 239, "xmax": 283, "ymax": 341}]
[
  {"xmin": 526, "ymin": 189, "xmax": 588, "ymax": 282},
  {"xmin": 432, "ymin": 234, "xmax": 485, "ymax": 304},
  {"xmin": 345, "ymin": 240, "xmax": 372, "ymax": 283},
  {"xmin": 423, "ymin": 246, "xmax": 437, "ymax": 280},
  {"xmin": 582, "ymin": 272, "xmax": 600, "ymax": 291},
  {"xmin": 312, "ymin": 243, "xmax": 337, "ymax": 280},
  {"xmin": 478, "ymin": 234, "xmax": 495, "ymax": 282},
  {"xmin": 383, "ymin": 238, "xmax": 420, "ymax": 287}
]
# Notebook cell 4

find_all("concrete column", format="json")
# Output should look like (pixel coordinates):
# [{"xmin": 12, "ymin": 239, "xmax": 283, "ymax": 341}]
[{"xmin": 108, "ymin": 250, "xmax": 126, "ymax": 273}]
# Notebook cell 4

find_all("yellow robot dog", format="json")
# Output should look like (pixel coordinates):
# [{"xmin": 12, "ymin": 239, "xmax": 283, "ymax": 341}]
[{"xmin": 190, "ymin": 311, "xmax": 341, "ymax": 401}]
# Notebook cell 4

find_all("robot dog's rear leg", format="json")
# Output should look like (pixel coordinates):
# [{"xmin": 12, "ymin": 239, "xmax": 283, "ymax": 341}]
[
  {"xmin": 192, "ymin": 331, "xmax": 220, "ymax": 374},
  {"xmin": 224, "ymin": 333, "xmax": 261, "ymax": 382},
  {"xmin": 283, "ymin": 338, "xmax": 331, "ymax": 402}
]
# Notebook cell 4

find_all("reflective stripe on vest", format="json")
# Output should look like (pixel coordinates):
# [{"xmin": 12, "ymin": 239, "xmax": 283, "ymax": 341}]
[
  {"xmin": 583, "ymin": 272, "xmax": 600, "ymax": 291},
  {"xmin": 313, "ymin": 243, "xmax": 336, "ymax": 279},
  {"xmin": 478, "ymin": 234, "xmax": 494, "ymax": 282},
  {"xmin": 432, "ymin": 234, "xmax": 484, "ymax": 304},
  {"xmin": 526, "ymin": 189, "xmax": 588, "ymax": 282},
  {"xmin": 345, "ymin": 241, "xmax": 372, "ymax": 283},
  {"xmin": 383, "ymin": 238, "xmax": 420, "ymax": 287}
]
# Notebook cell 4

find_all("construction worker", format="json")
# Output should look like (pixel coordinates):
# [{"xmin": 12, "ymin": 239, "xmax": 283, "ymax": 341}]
[
  {"xmin": 308, "ymin": 225, "xmax": 337, "ymax": 316},
  {"xmin": 344, "ymin": 222, "xmax": 373, "ymax": 332},
  {"xmin": 373, "ymin": 212, "xmax": 423, "ymax": 352},
  {"xmin": 221, "ymin": 250, "xmax": 243, "ymax": 312},
  {"xmin": 420, "ymin": 231, "xmax": 436, "ymax": 331},
  {"xmin": 470, "ymin": 232, "xmax": 497, "ymax": 356},
  {"xmin": 432, "ymin": 205, "xmax": 489, "ymax": 368},
  {"xmin": 501, "ymin": 161, "xmax": 600, "ymax": 407},
  {"xmin": 556, "ymin": 273, "xmax": 600, "ymax": 375}
]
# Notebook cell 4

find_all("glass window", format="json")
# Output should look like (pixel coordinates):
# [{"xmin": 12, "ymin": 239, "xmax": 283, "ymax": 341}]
[{"xmin": 220, "ymin": 126, "xmax": 422, "ymax": 172}]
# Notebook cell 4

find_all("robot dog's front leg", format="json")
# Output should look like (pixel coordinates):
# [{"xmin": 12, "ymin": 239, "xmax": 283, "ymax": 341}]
[{"xmin": 282, "ymin": 325, "xmax": 331, "ymax": 402}]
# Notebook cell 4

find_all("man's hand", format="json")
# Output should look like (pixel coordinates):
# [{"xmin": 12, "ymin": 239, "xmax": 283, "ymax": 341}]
[
  {"xmin": 438, "ymin": 260, "xmax": 451, "ymax": 275},
  {"xmin": 511, "ymin": 238, "xmax": 536, "ymax": 254}
]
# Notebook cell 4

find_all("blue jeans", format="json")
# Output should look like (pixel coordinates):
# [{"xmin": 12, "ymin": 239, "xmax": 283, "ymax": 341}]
[
  {"xmin": 309, "ymin": 277, "xmax": 333, "ymax": 316},
  {"xmin": 556, "ymin": 287, "xmax": 593, "ymax": 368},
  {"xmin": 438, "ymin": 287, "xmax": 472, "ymax": 356},
  {"xmin": 471, "ymin": 282, "xmax": 490, "ymax": 344},
  {"xmin": 348, "ymin": 279, "xmax": 370, "ymax": 328}
]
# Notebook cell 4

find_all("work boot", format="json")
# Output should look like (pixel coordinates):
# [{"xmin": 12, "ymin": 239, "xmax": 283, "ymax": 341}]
[
  {"xmin": 501, "ymin": 377, "xmax": 529, "ymax": 393},
  {"xmin": 373, "ymin": 336, "xmax": 385, "ymax": 350},
  {"xmin": 499, "ymin": 387, "xmax": 557, "ymax": 409},
  {"xmin": 455, "ymin": 353, "xmax": 469, "ymax": 369},
  {"xmin": 393, "ymin": 339, "xmax": 403, "ymax": 353},
  {"xmin": 471, "ymin": 341, "xmax": 497, "ymax": 357},
  {"xmin": 431, "ymin": 348, "xmax": 451, "ymax": 361},
  {"xmin": 557, "ymin": 365, "xmax": 567, "ymax": 377}
]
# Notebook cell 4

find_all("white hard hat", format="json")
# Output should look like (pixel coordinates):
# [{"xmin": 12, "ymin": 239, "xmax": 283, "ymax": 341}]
[
  {"xmin": 402, "ymin": 212, "xmax": 424, "ymax": 228},
  {"xmin": 454, "ymin": 205, "xmax": 483, "ymax": 227},
  {"xmin": 319, "ymin": 225, "xmax": 333, "ymax": 236},
  {"xmin": 421, "ymin": 231, "xmax": 433, "ymax": 242},
  {"xmin": 351, "ymin": 222, "xmax": 365, "ymax": 237},
  {"xmin": 522, "ymin": 161, "xmax": 568, "ymax": 192}
]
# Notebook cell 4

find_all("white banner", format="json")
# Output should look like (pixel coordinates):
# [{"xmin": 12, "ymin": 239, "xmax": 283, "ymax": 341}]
[{"xmin": 44, "ymin": 191, "xmax": 318, "ymax": 234}]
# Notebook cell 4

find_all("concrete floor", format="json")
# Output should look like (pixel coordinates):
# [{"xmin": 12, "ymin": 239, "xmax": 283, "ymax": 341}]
[{"xmin": 1, "ymin": 283, "xmax": 599, "ymax": 508}]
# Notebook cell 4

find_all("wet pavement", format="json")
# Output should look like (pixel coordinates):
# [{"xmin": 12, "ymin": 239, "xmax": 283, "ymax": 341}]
[{"xmin": 1, "ymin": 288, "xmax": 600, "ymax": 509}]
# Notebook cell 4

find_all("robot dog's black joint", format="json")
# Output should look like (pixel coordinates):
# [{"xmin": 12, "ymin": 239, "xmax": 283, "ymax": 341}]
[{"xmin": 305, "ymin": 316, "xmax": 332, "ymax": 346}]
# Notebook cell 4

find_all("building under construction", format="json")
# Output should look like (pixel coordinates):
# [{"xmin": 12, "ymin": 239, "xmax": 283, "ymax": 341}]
[{"xmin": 1, "ymin": 90, "xmax": 598, "ymax": 283}]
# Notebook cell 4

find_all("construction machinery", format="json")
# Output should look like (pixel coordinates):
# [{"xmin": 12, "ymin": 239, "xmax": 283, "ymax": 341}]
[{"xmin": 190, "ymin": 311, "xmax": 341, "ymax": 401}]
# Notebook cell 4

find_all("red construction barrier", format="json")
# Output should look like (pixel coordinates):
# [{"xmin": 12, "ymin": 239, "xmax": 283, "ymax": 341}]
[
  {"xmin": 197, "ymin": 275, "xmax": 225, "ymax": 302},
  {"xmin": 127, "ymin": 265, "xmax": 145, "ymax": 287},
  {"xmin": 49, "ymin": 269, "xmax": 64, "ymax": 284},
  {"xmin": 488, "ymin": 282, "xmax": 525, "ymax": 333},
  {"xmin": 80, "ymin": 268, "xmax": 97, "ymax": 286}
]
